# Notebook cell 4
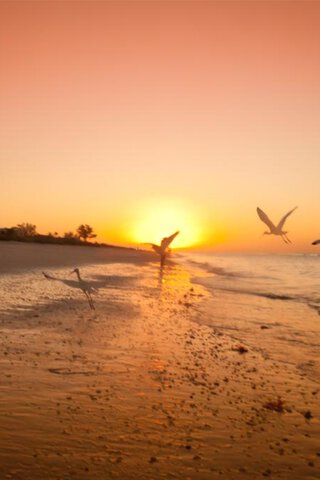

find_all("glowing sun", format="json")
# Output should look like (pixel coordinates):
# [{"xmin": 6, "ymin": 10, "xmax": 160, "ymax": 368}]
[{"xmin": 129, "ymin": 199, "xmax": 204, "ymax": 249}]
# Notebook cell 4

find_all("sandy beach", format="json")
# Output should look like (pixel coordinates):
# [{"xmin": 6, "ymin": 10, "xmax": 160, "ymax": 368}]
[
  {"xmin": 0, "ymin": 242, "xmax": 155, "ymax": 275},
  {"xmin": 0, "ymin": 243, "xmax": 319, "ymax": 480}
]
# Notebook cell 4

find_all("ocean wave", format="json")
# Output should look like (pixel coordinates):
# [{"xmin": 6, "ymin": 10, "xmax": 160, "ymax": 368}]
[
  {"xmin": 186, "ymin": 258, "xmax": 276, "ymax": 281},
  {"xmin": 194, "ymin": 278, "xmax": 320, "ymax": 311},
  {"xmin": 192, "ymin": 277, "xmax": 302, "ymax": 302},
  {"xmin": 188, "ymin": 259, "xmax": 245, "ymax": 278},
  {"xmin": 185, "ymin": 253, "xmax": 320, "ymax": 307}
]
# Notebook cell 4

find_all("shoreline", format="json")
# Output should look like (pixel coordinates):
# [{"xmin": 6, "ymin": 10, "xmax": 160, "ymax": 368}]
[
  {"xmin": 179, "ymin": 253, "xmax": 320, "ymax": 385},
  {"xmin": 0, "ymin": 249, "xmax": 319, "ymax": 479}
]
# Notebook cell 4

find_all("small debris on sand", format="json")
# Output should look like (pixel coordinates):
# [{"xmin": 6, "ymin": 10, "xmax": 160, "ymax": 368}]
[
  {"xmin": 303, "ymin": 410, "xmax": 313, "ymax": 420},
  {"xmin": 232, "ymin": 345, "xmax": 248, "ymax": 354},
  {"xmin": 263, "ymin": 397, "xmax": 286, "ymax": 413},
  {"xmin": 262, "ymin": 468, "xmax": 272, "ymax": 477}
]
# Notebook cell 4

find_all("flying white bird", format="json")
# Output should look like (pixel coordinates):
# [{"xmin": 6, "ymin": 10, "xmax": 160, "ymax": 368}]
[
  {"xmin": 148, "ymin": 231, "xmax": 180, "ymax": 266},
  {"xmin": 43, "ymin": 268, "xmax": 98, "ymax": 309},
  {"xmin": 312, "ymin": 239, "xmax": 320, "ymax": 245},
  {"xmin": 257, "ymin": 207, "xmax": 297, "ymax": 244}
]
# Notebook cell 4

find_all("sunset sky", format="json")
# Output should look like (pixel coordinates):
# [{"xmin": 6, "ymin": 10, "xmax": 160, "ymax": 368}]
[{"xmin": 1, "ymin": 1, "xmax": 320, "ymax": 251}]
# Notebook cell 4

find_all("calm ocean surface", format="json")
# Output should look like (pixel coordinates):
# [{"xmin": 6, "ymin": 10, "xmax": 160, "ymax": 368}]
[{"xmin": 180, "ymin": 252, "xmax": 320, "ymax": 382}]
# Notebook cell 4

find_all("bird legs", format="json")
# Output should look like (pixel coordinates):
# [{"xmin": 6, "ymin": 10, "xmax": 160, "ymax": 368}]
[
  {"xmin": 281, "ymin": 233, "xmax": 292, "ymax": 244},
  {"xmin": 84, "ymin": 291, "xmax": 95, "ymax": 310}
]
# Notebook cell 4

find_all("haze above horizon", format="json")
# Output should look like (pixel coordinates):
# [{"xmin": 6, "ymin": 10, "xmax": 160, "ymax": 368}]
[{"xmin": 1, "ymin": 1, "xmax": 319, "ymax": 252}]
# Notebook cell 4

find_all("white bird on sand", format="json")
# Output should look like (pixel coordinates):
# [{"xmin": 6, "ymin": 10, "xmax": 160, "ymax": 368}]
[
  {"xmin": 43, "ymin": 268, "xmax": 96, "ymax": 309},
  {"xmin": 312, "ymin": 239, "xmax": 320, "ymax": 245},
  {"xmin": 257, "ymin": 206, "xmax": 297, "ymax": 244},
  {"xmin": 148, "ymin": 231, "xmax": 180, "ymax": 266}
]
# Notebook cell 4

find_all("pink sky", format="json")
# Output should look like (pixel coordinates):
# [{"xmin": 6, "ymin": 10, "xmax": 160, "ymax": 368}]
[{"xmin": 1, "ymin": 1, "xmax": 320, "ymax": 251}]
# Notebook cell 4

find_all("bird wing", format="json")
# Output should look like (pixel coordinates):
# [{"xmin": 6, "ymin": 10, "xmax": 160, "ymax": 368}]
[
  {"xmin": 277, "ymin": 207, "xmax": 298, "ymax": 230},
  {"xmin": 61, "ymin": 279, "xmax": 85, "ymax": 289},
  {"xmin": 43, "ymin": 272, "xmax": 58, "ymax": 281},
  {"xmin": 312, "ymin": 239, "xmax": 320, "ymax": 245},
  {"xmin": 151, "ymin": 244, "xmax": 162, "ymax": 255},
  {"xmin": 141, "ymin": 242, "xmax": 159, "ymax": 249},
  {"xmin": 80, "ymin": 281, "xmax": 97, "ymax": 293},
  {"xmin": 256, "ymin": 208, "xmax": 276, "ymax": 230},
  {"xmin": 43, "ymin": 272, "xmax": 82, "ymax": 289},
  {"xmin": 160, "ymin": 231, "xmax": 180, "ymax": 250}
]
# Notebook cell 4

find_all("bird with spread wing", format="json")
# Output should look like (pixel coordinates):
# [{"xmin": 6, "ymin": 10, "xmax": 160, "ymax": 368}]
[
  {"xmin": 312, "ymin": 239, "xmax": 320, "ymax": 245},
  {"xmin": 42, "ymin": 268, "xmax": 101, "ymax": 309},
  {"xmin": 257, "ymin": 207, "xmax": 297, "ymax": 244},
  {"xmin": 147, "ymin": 231, "xmax": 180, "ymax": 266}
]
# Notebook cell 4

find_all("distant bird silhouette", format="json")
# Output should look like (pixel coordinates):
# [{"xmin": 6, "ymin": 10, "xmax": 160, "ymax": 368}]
[
  {"xmin": 312, "ymin": 239, "xmax": 320, "ymax": 245},
  {"xmin": 148, "ymin": 231, "xmax": 180, "ymax": 266},
  {"xmin": 257, "ymin": 207, "xmax": 297, "ymax": 244},
  {"xmin": 43, "ymin": 268, "xmax": 97, "ymax": 309}
]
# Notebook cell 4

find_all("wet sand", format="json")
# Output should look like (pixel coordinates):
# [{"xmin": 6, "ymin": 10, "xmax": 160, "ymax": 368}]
[{"xmin": 0, "ymin": 244, "xmax": 319, "ymax": 479}]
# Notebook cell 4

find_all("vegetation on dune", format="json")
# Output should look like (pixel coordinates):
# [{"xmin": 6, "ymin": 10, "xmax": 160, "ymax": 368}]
[
  {"xmin": 76, "ymin": 224, "xmax": 97, "ymax": 242},
  {"xmin": 16, "ymin": 223, "xmax": 38, "ymax": 238},
  {"xmin": 0, "ymin": 223, "xmax": 120, "ymax": 248}
]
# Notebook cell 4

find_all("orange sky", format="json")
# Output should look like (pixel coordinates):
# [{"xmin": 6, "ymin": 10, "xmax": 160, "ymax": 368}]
[{"xmin": 1, "ymin": 1, "xmax": 320, "ymax": 252}]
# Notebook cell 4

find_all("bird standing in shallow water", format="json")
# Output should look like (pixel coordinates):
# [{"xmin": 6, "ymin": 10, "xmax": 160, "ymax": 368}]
[{"xmin": 257, "ymin": 207, "xmax": 297, "ymax": 244}]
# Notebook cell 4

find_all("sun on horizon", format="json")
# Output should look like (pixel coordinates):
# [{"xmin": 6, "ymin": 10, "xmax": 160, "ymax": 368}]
[{"xmin": 127, "ymin": 199, "xmax": 207, "ymax": 249}]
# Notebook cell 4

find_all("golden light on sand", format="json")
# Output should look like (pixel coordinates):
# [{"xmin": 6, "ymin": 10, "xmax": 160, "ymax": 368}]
[{"xmin": 129, "ymin": 199, "xmax": 205, "ymax": 249}]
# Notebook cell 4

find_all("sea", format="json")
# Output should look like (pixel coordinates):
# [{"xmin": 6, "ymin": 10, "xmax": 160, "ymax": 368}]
[{"xmin": 180, "ymin": 252, "xmax": 320, "ymax": 383}]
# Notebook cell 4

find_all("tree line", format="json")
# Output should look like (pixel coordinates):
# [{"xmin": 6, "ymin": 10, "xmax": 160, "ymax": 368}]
[{"xmin": 0, "ymin": 223, "xmax": 104, "ymax": 246}]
